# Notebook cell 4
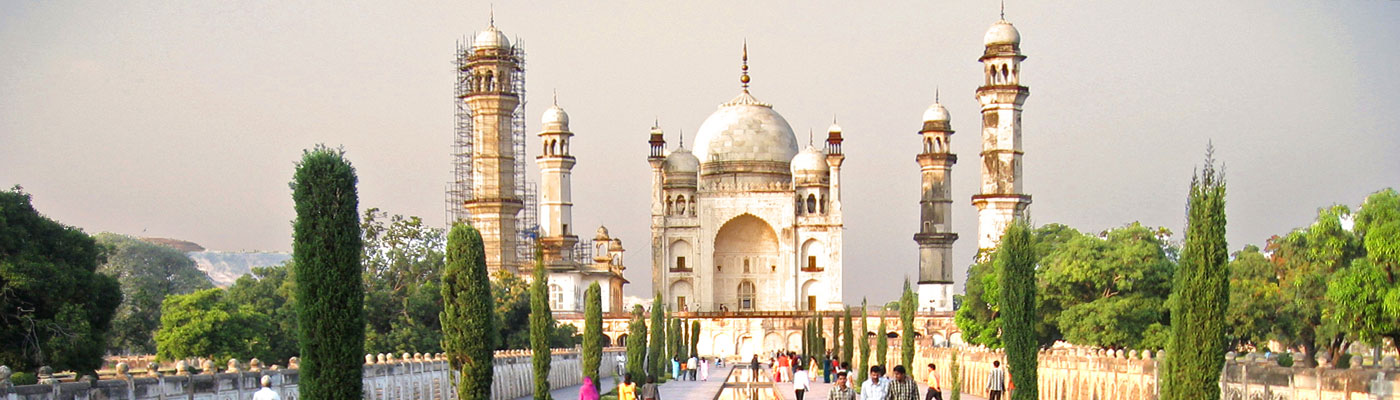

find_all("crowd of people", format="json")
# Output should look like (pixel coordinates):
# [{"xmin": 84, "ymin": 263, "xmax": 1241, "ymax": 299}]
[{"xmin": 600, "ymin": 350, "xmax": 1013, "ymax": 400}]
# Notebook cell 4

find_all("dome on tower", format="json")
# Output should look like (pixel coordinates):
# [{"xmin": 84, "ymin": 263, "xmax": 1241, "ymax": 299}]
[
  {"xmin": 984, "ymin": 19, "xmax": 1021, "ymax": 46},
  {"xmin": 542, "ymin": 105, "xmax": 569, "ymax": 129},
  {"xmin": 665, "ymin": 148, "xmax": 700, "ymax": 174},
  {"xmin": 790, "ymin": 145, "xmax": 829, "ymax": 175},
  {"xmin": 692, "ymin": 92, "xmax": 799, "ymax": 165},
  {"xmin": 922, "ymin": 103, "xmax": 951, "ymax": 123},
  {"xmin": 473, "ymin": 26, "xmax": 511, "ymax": 49},
  {"xmin": 827, "ymin": 122, "xmax": 842, "ymax": 134}
]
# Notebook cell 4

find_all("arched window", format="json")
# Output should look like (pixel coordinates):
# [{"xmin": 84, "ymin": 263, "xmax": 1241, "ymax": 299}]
[
  {"xmin": 820, "ymin": 194, "xmax": 827, "ymax": 213},
  {"xmin": 738, "ymin": 281, "xmax": 756, "ymax": 310},
  {"xmin": 665, "ymin": 195, "xmax": 672, "ymax": 215},
  {"xmin": 548, "ymin": 284, "xmax": 564, "ymax": 310},
  {"xmin": 806, "ymin": 194, "xmax": 817, "ymax": 214},
  {"xmin": 677, "ymin": 195, "xmax": 687, "ymax": 215}
]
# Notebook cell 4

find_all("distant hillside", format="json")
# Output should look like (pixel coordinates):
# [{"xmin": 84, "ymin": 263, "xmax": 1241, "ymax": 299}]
[
  {"xmin": 187, "ymin": 251, "xmax": 292, "ymax": 287},
  {"xmin": 139, "ymin": 237, "xmax": 205, "ymax": 252}
]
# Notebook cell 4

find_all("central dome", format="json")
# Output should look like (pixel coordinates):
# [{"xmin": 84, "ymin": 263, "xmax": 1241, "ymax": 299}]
[{"xmin": 692, "ymin": 92, "xmax": 799, "ymax": 165}]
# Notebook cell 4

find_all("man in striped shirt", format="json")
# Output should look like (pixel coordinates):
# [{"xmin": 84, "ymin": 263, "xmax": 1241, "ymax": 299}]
[
  {"xmin": 986, "ymin": 361, "xmax": 1006, "ymax": 400},
  {"xmin": 883, "ymin": 365, "xmax": 920, "ymax": 400}
]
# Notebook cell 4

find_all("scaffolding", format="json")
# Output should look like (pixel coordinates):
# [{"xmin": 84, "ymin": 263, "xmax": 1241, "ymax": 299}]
[{"xmin": 445, "ymin": 35, "xmax": 538, "ymax": 266}]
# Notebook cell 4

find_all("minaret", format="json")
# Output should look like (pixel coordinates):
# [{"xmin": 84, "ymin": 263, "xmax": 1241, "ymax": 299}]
[
  {"xmin": 825, "ymin": 121, "xmax": 845, "ymax": 207},
  {"xmin": 915, "ymin": 93, "xmax": 958, "ymax": 312},
  {"xmin": 537, "ymin": 98, "xmax": 577, "ymax": 265},
  {"xmin": 647, "ymin": 123, "xmax": 667, "ymax": 295},
  {"xmin": 461, "ymin": 21, "xmax": 525, "ymax": 273},
  {"xmin": 972, "ymin": 13, "xmax": 1031, "ymax": 256}
]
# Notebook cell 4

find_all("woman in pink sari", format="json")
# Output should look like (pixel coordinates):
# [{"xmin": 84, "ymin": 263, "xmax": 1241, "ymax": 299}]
[{"xmin": 578, "ymin": 376, "xmax": 599, "ymax": 400}]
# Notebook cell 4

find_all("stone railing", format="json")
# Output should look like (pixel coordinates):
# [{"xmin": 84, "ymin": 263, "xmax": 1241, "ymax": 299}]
[
  {"xmin": 0, "ymin": 348, "xmax": 626, "ymax": 400},
  {"xmin": 888, "ymin": 345, "xmax": 1400, "ymax": 400}
]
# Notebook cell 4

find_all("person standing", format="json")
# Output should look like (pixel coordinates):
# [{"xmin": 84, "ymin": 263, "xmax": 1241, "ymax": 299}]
[
  {"xmin": 884, "ymin": 365, "xmax": 920, "ymax": 400},
  {"xmin": 828, "ymin": 371, "xmax": 856, "ymax": 400},
  {"xmin": 640, "ymin": 375, "xmax": 661, "ymax": 400},
  {"xmin": 860, "ymin": 365, "xmax": 889, "ymax": 400},
  {"xmin": 618, "ymin": 374, "xmax": 637, "ymax": 400},
  {"xmin": 579, "ymin": 376, "xmax": 600, "ymax": 400},
  {"xmin": 986, "ymin": 361, "xmax": 1006, "ymax": 400},
  {"xmin": 793, "ymin": 363, "xmax": 811, "ymax": 400},
  {"xmin": 822, "ymin": 353, "xmax": 832, "ymax": 383},
  {"xmin": 689, "ymin": 355, "xmax": 700, "ymax": 381},
  {"xmin": 924, "ymin": 363, "xmax": 942, "ymax": 400},
  {"xmin": 701, "ymin": 357, "xmax": 710, "ymax": 381},
  {"xmin": 253, "ymin": 376, "xmax": 280, "ymax": 400},
  {"xmin": 751, "ymin": 355, "xmax": 761, "ymax": 382}
]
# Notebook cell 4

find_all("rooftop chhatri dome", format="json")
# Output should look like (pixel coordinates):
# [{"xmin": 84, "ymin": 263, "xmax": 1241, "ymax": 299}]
[
  {"xmin": 984, "ymin": 19, "xmax": 1021, "ymax": 46},
  {"xmin": 790, "ymin": 145, "xmax": 829, "ymax": 175},
  {"xmin": 473, "ymin": 25, "xmax": 510, "ymax": 49}
]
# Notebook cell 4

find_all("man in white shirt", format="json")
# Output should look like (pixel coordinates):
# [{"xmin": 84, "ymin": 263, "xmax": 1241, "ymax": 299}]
[
  {"xmin": 860, "ymin": 365, "xmax": 889, "ymax": 400},
  {"xmin": 688, "ymin": 356, "xmax": 699, "ymax": 381},
  {"xmin": 253, "ymin": 375, "xmax": 280, "ymax": 400},
  {"xmin": 793, "ymin": 363, "xmax": 811, "ymax": 400}
]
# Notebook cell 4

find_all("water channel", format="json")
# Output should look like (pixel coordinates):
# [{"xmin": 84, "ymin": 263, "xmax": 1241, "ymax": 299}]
[{"xmin": 713, "ymin": 366, "xmax": 780, "ymax": 400}]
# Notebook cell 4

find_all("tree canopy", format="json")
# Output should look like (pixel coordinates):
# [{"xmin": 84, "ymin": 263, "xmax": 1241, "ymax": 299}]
[{"xmin": 95, "ymin": 233, "xmax": 213, "ymax": 355}]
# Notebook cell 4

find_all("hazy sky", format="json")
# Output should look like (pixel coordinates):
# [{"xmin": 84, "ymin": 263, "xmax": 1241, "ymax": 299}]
[{"xmin": 3, "ymin": 1, "xmax": 1397, "ymax": 305}]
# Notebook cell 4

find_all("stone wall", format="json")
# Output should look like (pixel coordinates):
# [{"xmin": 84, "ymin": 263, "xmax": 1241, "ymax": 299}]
[
  {"xmin": 0, "ymin": 349, "xmax": 625, "ymax": 400},
  {"xmin": 889, "ymin": 346, "xmax": 1399, "ymax": 400}
]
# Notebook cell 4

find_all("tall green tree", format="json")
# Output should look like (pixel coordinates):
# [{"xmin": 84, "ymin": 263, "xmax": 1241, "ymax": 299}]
[
  {"xmin": 0, "ymin": 187, "xmax": 122, "ymax": 375},
  {"xmin": 689, "ymin": 320, "xmax": 700, "ymax": 358},
  {"xmin": 441, "ymin": 223, "xmax": 495, "ymax": 399},
  {"xmin": 291, "ymin": 146, "xmax": 365, "ymax": 400},
  {"xmin": 1039, "ymin": 223, "xmax": 1175, "ymax": 349},
  {"xmin": 857, "ymin": 299, "xmax": 870, "ymax": 392},
  {"xmin": 875, "ymin": 312, "xmax": 888, "ymax": 367},
  {"xmin": 1162, "ymin": 151, "xmax": 1229, "ymax": 400},
  {"xmin": 361, "ymin": 209, "xmax": 446, "ymax": 354},
  {"xmin": 667, "ymin": 315, "xmax": 680, "ymax": 363},
  {"xmin": 95, "ymin": 233, "xmax": 213, "ymax": 354},
  {"xmin": 900, "ymin": 280, "xmax": 916, "ymax": 370},
  {"xmin": 956, "ymin": 224, "xmax": 1083, "ymax": 348},
  {"xmin": 625, "ymin": 305, "xmax": 648, "ymax": 380},
  {"xmin": 817, "ymin": 312, "xmax": 826, "ymax": 358},
  {"xmin": 154, "ymin": 288, "xmax": 268, "ymax": 365},
  {"xmin": 949, "ymin": 350, "xmax": 961, "ymax": 400},
  {"xmin": 1225, "ymin": 245, "xmax": 1284, "ymax": 350},
  {"xmin": 583, "ymin": 282, "xmax": 603, "ymax": 385},
  {"xmin": 1325, "ymin": 188, "xmax": 1400, "ymax": 353},
  {"xmin": 647, "ymin": 293, "xmax": 665, "ymax": 378},
  {"xmin": 529, "ymin": 251, "xmax": 554, "ymax": 400},
  {"xmin": 492, "ymin": 270, "xmax": 533, "ymax": 350},
  {"xmin": 997, "ymin": 222, "xmax": 1038, "ymax": 400},
  {"xmin": 678, "ymin": 318, "xmax": 689, "ymax": 361},
  {"xmin": 225, "ymin": 263, "xmax": 298, "ymax": 364},
  {"xmin": 842, "ymin": 306, "xmax": 854, "ymax": 369},
  {"xmin": 1272, "ymin": 204, "xmax": 1358, "ymax": 366}
]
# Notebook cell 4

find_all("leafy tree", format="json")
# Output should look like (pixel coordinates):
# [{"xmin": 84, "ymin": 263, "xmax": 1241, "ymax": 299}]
[
  {"xmin": 1162, "ymin": 152, "xmax": 1229, "ymax": 400},
  {"xmin": 956, "ymin": 224, "xmax": 1084, "ymax": 348},
  {"xmin": 529, "ymin": 251, "xmax": 553, "ymax": 400},
  {"xmin": 843, "ymin": 307, "xmax": 854, "ymax": 368},
  {"xmin": 1325, "ymin": 189, "xmax": 1400, "ymax": 353},
  {"xmin": 625, "ymin": 305, "xmax": 648, "ymax": 380},
  {"xmin": 583, "ymin": 282, "xmax": 603, "ymax": 384},
  {"xmin": 291, "ymin": 146, "xmax": 364, "ymax": 400},
  {"xmin": 647, "ymin": 293, "xmax": 665, "ymax": 378},
  {"xmin": 1039, "ymin": 223, "xmax": 1175, "ymax": 349},
  {"xmin": 875, "ymin": 311, "xmax": 888, "ymax": 367},
  {"xmin": 441, "ymin": 223, "xmax": 495, "ymax": 399},
  {"xmin": 857, "ymin": 299, "xmax": 870, "ymax": 392},
  {"xmin": 492, "ymin": 270, "xmax": 533, "ymax": 350},
  {"xmin": 997, "ymin": 222, "xmax": 1038, "ymax": 400},
  {"xmin": 95, "ymin": 233, "xmax": 213, "ymax": 354},
  {"xmin": 1270, "ymin": 204, "xmax": 1359, "ymax": 366},
  {"xmin": 361, "ymin": 209, "xmax": 445, "ymax": 355},
  {"xmin": 0, "ymin": 187, "xmax": 121, "ymax": 375},
  {"xmin": 900, "ymin": 280, "xmax": 916, "ymax": 370},
  {"xmin": 154, "ymin": 288, "xmax": 268, "ymax": 365},
  {"xmin": 1225, "ymin": 245, "xmax": 1283, "ymax": 350},
  {"xmin": 225, "ymin": 263, "xmax": 298, "ymax": 364}
]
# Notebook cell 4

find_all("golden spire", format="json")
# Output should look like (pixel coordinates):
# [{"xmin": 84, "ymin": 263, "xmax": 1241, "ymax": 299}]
[
  {"xmin": 740, "ymin": 40, "xmax": 750, "ymax": 93},
  {"xmin": 489, "ymin": 4, "xmax": 495, "ymax": 26}
]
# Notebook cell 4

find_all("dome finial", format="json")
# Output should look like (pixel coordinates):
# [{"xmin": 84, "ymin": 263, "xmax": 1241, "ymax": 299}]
[
  {"xmin": 489, "ymin": 4, "xmax": 495, "ymax": 27},
  {"xmin": 936, "ymin": 86, "xmax": 940, "ymax": 103},
  {"xmin": 740, "ymin": 40, "xmax": 751, "ymax": 92},
  {"xmin": 679, "ymin": 128, "xmax": 686, "ymax": 149},
  {"xmin": 552, "ymin": 89, "xmax": 558, "ymax": 106},
  {"xmin": 1000, "ymin": 0, "xmax": 1005, "ymax": 20}
]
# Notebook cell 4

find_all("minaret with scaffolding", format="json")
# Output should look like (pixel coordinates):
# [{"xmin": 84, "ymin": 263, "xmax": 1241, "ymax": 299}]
[{"xmin": 446, "ymin": 18, "xmax": 536, "ymax": 274}]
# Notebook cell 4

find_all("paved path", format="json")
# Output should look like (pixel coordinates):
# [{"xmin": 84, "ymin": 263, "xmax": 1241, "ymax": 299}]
[
  {"xmin": 511, "ymin": 366, "xmax": 991, "ymax": 400},
  {"xmin": 771, "ymin": 375, "xmax": 987, "ymax": 400},
  {"xmin": 511, "ymin": 376, "xmax": 616, "ymax": 400}
]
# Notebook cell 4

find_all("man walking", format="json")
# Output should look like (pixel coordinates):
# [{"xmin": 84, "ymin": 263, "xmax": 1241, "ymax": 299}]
[
  {"xmin": 986, "ymin": 360, "xmax": 1006, "ymax": 400},
  {"xmin": 828, "ymin": 371, "xmax": 856, "ymax": 400},
  {"xmin": 925, "ymin": 363, "xmax": 943, "ymax": 400},
  {"xmin": 860, "ymin": 365, "xmax": 889, "ymax": 400},
  {"xmin": 793, "ymin": 363, "xmax": 811, "ymax": 400},
  {"xmin": 253, "ymin": 376, "xmax": 280, "ymax": 400},
  {"xmin": 884, "ymin": 365, "xmax": 919, "ymax": 400}
]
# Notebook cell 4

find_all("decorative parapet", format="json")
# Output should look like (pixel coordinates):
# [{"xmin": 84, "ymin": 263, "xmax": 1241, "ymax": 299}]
[{"xmin": 0, "ymin": 348, "xmax": 625, "ymax": 400}]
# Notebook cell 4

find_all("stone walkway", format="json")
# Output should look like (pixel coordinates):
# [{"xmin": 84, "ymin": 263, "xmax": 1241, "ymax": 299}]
[
  {"xmin": 771, "ymin": 374, "xmax": 987, "ymax": 400},
  {"xmin": 511, "ymin": 366, "xmax": 990, "ymax": 400}
]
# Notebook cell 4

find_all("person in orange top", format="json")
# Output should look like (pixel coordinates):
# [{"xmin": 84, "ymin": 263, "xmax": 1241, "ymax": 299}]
[
  {"xmin": 617, "ymin": 373, "xmax": 637, "ymax": 400},
  {"xmin": 924, "ymin": 363, "xmax": 942, "ymax": 400}
]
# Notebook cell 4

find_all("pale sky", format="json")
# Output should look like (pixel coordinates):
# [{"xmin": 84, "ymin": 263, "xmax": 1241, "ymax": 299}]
[{"xmin": 2, "ymin": 1, "xmax": 1397, "ymax": 305}]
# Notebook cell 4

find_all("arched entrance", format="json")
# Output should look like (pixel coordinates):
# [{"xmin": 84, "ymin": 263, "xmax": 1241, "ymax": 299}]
[{"xmin": 714, "ymin": 214, "xmax": 779, "ymax": 311}]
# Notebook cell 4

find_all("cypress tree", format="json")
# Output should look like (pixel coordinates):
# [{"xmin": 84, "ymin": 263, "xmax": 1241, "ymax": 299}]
[
  {"xmin": 442, "ymin": 223, "xmax": 495, "ymax": 399},
  {"xmin": 857, "ymin": 299, "xmax": 870, "ymax": 392},
  {"xmin": 529, "ymin": 250, "xmax": 554, "ymax": 400},
  {"xmin": 831, "ymin": 314, "xmax": 842, "ymax": 362},
  {"xmin": 1163, "ymin": 150, "xmax": 1229, "ymax": 400},
  {"xmin": 626, "ymin": 305, "xmax": 648, "ymax": 381},
  {"xmin": 582, "ymin": 282, "xmax": 603, "ymax": 385},
  {"xmin": 668, "ymin": 316, "xmax": 680, "ymax": 363},
  {"xmin": 876, "ymin": 312, "xmax": 888, "ymax": 367},
  {"xmin": 689, "ymin": 320, "xmax": 701, "ymax": 358},
  {"xmin": 842, "ymin": 306, "xmax": 854, "ymax": 370},
  {"xmin": 291, "ymin": 146, "xmax": 363, "ymax": 400},
  {"xmin": 997, "ymin": 222, "xmax": 1038, "ymax": 400},
  {"xmin": 648, "ymin": 293, "xmax": 665, "ymax": 379},
  {"xmin": 815, "ymin": 312, "xmax": 825, "ymax": 358},
  {"xmin": 900, "ymin": 279, "xmax": 917, "ymax": 371},
  {"xmin": 949, "ymin": 350, "xmax": 961, "ymax": 400},
  {"xmin": 678, "ymin": 318, "xmax": 689, "ymax": 362}
]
